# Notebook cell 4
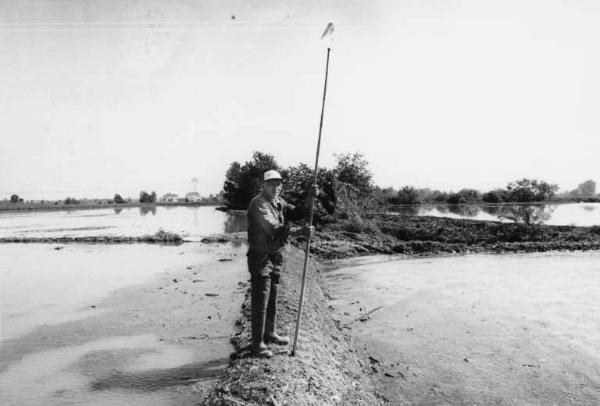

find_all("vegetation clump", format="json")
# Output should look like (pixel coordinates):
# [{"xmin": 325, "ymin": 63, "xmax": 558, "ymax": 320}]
[
  {"xmin": 139, "ymin": 190, "xmax": 157, "ymax": 203},
  {"xmin": 150, "ymin": 229, "xmax": 183, "ymax": 243},
  {"xmin": 113, "ymin": 194, "xmax": 126, "ymax": 204},
  {"xmin": 296, "ymin": 215, "xmax": 600, "ymax": 260},
  {"xmin": 222, "ymin": 151, "xmax": 375, "ymax": 226}
]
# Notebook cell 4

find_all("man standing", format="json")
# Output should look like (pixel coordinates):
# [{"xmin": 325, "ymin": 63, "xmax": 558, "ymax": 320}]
[{"xmin": 246, "ymin": 169, "xmax": 313, "ymax": 358}]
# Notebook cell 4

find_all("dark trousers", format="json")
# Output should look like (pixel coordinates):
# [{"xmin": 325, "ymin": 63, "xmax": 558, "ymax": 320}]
[{"xmin": 247, "ymin": 251, "xmax": 282, "ymax": 349}]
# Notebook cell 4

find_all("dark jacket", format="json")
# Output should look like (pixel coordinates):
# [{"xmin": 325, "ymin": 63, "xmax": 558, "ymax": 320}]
[{"xmin": 247, "ymin": 193, "xmax": 294, "ymax": 255}]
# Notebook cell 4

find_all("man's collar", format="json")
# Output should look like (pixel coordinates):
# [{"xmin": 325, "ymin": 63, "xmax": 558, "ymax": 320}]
[{"xmin": 261, "ymin": 191, "xmax": 279, "ymax": 205}]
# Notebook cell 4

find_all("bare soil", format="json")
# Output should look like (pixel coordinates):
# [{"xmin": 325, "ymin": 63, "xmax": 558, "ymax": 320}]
[
  {"xmin": 307, "ymin": 215, "xmax": 600, "ymax": 259},
  {"xmin": 202, "ymin": 248, "xmax": 385, "ymax": 406}
]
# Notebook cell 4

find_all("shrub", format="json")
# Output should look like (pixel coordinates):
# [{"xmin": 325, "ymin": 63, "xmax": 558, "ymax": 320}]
[
  {"xmin": 153, "ymin": 229, "xmax": 182, "ymax": 242},
  {"xmin": 114, "ymin": 194, "xmax": 126, "ymax": 204},
  {"xmin": 482, "ymin": 190, "xmax": 505, "ymax": 203},
  {"xmin": 498, "ymin": 205, "xmax": 551, "ymax": 226},
  {"xmin": 223, "ymin": 152, "xmax": 281, "ymax": 209},
  {"xmin": 333, "ymin": 152, "xmax": 373, "ymax": 195},
  {"xmin": 504, "ymin": 179, "xmax": 558, "ymax": 202},
  {"xmin": 339, "ymin": 215, "xmax": 380, "ymax": 234},
  {"xmin": 391, "ymin": 186, "xmax": 422, "ymax": 205},
  {"xmin": 447, "ymin": 189, "xmax": 481, "ymax": 204},
  {"xmin": 139, "ymin": 191, "xmax": 157, "ymax": 203},
  {"xmin": 281, "ymin": 163, "xmax": 336, "ymax": 224}
]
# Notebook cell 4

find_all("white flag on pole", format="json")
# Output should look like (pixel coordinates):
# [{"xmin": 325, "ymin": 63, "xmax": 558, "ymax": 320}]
[{"xmin": 320, "ymin": 22, "xmax": 335, "ymax": 48}]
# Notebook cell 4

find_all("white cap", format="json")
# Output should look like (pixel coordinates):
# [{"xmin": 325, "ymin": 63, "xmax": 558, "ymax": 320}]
[{"xmin": 264, "ymin": 170, "xmax": 282, "ymax": 182}]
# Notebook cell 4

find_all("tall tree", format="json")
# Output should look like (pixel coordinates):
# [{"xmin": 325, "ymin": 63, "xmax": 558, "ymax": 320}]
[
  {"xmin": 505, "ymin": 178, "xmax": 557, "ymax": 202},
  {"xmin": 571, "ymin": 180, "xmax": 596, "ymax": 197},
  {"xmin": 333, "ymin": 152, "xmax": 373, "ymax": 195},
  {"xmin": 222, "ymin": 151, "xmax": 281, "ymax": 209},
  {"xmin": 281, "ymin": 163, "xmax": 336, "ymax": 223}
]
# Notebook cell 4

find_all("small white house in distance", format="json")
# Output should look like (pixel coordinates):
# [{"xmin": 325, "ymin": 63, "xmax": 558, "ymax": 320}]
[
  {"xmin": 160, "ymin": 193, "xmax": 178, "ymax": 202},
  {"xmin": 185, "ymin": 192, "xmax": 202, "ymax": 202}
]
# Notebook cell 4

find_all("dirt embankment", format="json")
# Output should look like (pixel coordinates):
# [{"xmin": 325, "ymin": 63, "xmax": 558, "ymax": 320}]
[
  {"xmin": 0, "ymin": 235, "xmax": 184, "ymax": 244},
  {"xmin": 305, "ymin": 215, "xmax": 600, "ymax": 259},
  {"xmin": 202, "ymin": 248, "xmax": 385, "ymax": 406}
]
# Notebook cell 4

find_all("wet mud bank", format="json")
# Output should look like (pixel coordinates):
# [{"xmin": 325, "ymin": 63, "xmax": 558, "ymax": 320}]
[
  {"xmin": 0, "ymin": 232, "xmax": 248, "ymax": 245},
  {"xmin": 307, "ymin": 215, "xmax": 600, "ymax": 259},
  {"xmin": 202, "ymin": 248, "xmax": 384, "ymax": 406},
  {"xmin": 0, "ymin": 231, "xmax": 185, "ymax": 244}
]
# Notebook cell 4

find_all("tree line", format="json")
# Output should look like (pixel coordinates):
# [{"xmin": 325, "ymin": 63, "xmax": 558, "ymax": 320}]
[
  {"xmin": 6, "ymin": 190, "xmax": 224, "ymax": 205},
  {"xmin": 222, "ymin": 151, "xmax": 599, "ymax": 222},
  {"xmin": 382, "ymin": 179, "xmax": 596, "ymax": 205}
]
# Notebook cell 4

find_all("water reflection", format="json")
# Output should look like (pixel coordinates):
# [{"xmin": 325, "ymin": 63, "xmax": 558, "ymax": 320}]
[
  {"xmin": 434, "ymin": 205, "xmax": 449, "ymax": 214},
  {"xmin": 387, "ymin": 203, "xmax": 573, "ymax": 226},
  {"xmin": 447, "ymin": 205, "xmax": 480, "ymax": 217},
  {"xmin": 0, "ymin": 206, "xmax": 252, "ymax": 239},
  {"xmin": 583, "ymin": 205, "xmax": 596, "ymax": 212},
  {"xmin": 223, "ymin": 213, "xmax": 247, "ymax": 233},
  {"xmin": 387, "ymin": 205, "xmax": 420, "ymax": 216},
  {"xmin": 139, "ymin": 206, "xmax": 157, "ymax": 216},
  {"xmin": 481, "ymin": 205, "xmax": 502, "ymax": 216},
  {"xmin": 496, "ymin": 205, "xmax": 554, "ymax": 225}
]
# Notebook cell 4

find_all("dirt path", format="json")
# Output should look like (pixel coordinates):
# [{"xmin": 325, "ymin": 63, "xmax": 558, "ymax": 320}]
[{"xmin": 203, "ymin": 247, "xmax": 384, "ymax": 406}]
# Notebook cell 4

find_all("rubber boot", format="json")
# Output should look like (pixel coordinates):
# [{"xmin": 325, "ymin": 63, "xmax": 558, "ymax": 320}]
[
  {"xmin": 264, "ymin": 284, "xmax": 290, "ymax": 346},
  {"xmin": 251, "ymin": 276, "xmax": 274, "ymax": 358}
]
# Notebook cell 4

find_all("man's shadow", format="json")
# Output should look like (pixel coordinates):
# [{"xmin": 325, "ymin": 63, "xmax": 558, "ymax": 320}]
[{"xmin": 90, "ymin": 357, "xmax": 229, "ymax": 392}]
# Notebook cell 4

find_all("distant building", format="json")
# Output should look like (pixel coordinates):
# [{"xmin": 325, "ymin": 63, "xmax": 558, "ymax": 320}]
[
  {"xmin": 185, "ymin": 192, "xmax": 202, "ymax": 202},
  {"xmin": 161, "ymin": 193, "xmax": 178, "ymax": 202}
]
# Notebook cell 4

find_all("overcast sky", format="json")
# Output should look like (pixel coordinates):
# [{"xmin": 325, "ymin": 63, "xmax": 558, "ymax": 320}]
[{"xmin": 2, "ymin": 0, "xmax": 599, "ymax": 200}]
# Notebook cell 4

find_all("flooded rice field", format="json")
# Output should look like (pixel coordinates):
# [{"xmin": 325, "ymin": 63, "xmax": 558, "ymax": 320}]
[
  {"xmin": 324, "ymin": 251, "xmax": 600, "ymax": 405},
  {"xmin": 0, "ymin": 206, "xmax": 247, "ymax": 240},
  {"xmin": 0, "ymin": 242, "xmax": 248, "ymax": 406},
  {"xmin": 2, "ymin": 204, "xmax": 600, "ymax": 405}
]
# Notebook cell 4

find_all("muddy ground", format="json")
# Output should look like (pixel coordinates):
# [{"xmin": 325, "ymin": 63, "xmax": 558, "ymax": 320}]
[
  {"xmin": 307, "ymin": 215, "xmax": 600, "ymax": 259},
  {"xmin": 203, "ymin": 216, "xmax": 600, "ymax": 405},
  {"xmin": 201, "ymin": 248, "xmax": 384, "ymax": 406},
  {"xmin": 0, "ymin": 242, "xmax": 249, "ymax": 406},
  {"xmin": 323, "ymin": 252, "xmax": 600, "ymax": 405}
]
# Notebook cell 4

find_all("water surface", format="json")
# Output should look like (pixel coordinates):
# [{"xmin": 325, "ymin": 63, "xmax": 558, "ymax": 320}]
[
  {"xmin": 389, "ymin": 202, "xmax": 600, "ymax": 226},
  {"xmin": 0, "ymin": 242, "xmax": 248, "ymax": 406},
  {"xmin": 0, "ymin": 206, "xmax": 246, "ymax": 240},
  {"xmin": 324, "ymin": 252, "xmax": 600, "ymax": 405}
]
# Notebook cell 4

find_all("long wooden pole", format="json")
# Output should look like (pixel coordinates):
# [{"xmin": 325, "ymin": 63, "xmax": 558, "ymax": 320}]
[{"xmin": 291, "ymin": 46, "xmax": 331, "ymax": 356}]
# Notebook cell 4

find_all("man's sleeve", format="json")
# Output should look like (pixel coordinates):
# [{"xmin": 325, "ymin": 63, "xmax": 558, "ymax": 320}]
[{"xmin": 250, "ymin": 200, "xmax": 289, "ymax": 239}]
